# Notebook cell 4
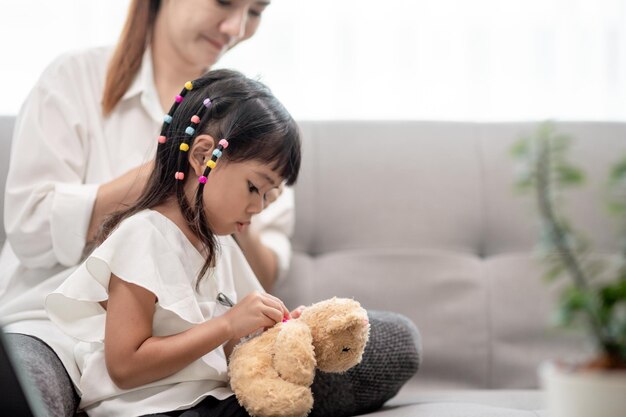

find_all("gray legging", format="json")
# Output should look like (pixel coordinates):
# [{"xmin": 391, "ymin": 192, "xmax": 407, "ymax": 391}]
[{"xmin": 6, "ymin": 311, "xmax": 421, "ymax": 417}]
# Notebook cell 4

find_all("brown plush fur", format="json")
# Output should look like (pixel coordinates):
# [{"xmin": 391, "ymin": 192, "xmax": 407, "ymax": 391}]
[{"xmin": 228, "ymin": 297, "xmax": 370, "ymax": 417}]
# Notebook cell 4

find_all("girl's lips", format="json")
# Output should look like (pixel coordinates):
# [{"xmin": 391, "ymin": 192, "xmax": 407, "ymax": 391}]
[{"xmin": 236, "ymin": 222, "xmax": 250, "ymax": 233}]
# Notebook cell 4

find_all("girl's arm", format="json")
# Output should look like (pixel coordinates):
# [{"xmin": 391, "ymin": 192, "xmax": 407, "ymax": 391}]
[{"xmin": 104, "ymin": 275, "xmax": 289, "ymax": 390}]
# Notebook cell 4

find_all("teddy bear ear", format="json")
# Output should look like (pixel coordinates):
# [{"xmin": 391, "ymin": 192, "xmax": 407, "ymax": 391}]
[{"xmin": 328, "ymin": 312, "xmax": 368, "ymax": 333}]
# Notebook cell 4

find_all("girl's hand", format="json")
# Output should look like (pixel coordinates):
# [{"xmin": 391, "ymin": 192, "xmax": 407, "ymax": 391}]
[
  {"xmin": 290, "ymin": 305, "xmax": 306, "ymax": 319},
  {"xmin": 224, "ymin": 291, "xmax": 290, "ymax": 340}
]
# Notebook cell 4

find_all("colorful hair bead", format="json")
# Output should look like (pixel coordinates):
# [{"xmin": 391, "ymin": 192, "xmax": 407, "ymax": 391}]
[
  {"xmin": 174, "ymin": 172, "xmax": 185, "ymax": 180},
  {"xmin": 203, "ymin": 98, "xmax": 212, "ymax": 108},
  {"xmin": 212, "ymin": 149, "xmax": 222, "ymax": 158},
  {"xmin": 180, "ymin": 143, "xmax": 190, "ymax": 152},
  {"xmin": 198, "ymin": 176, "xmax": 207, "ymax": 184},
  {"xmin": 184, "ymin": 81, "xmax": 193, "ymax": 90},
  {"xmin": 219, "ymin": 139, "xmax": 229, "ymax": 148},
  {"xmin": 158, "ymin": 85, "xmax": 189, "ymax": 146},
  {"xmin": 191, "ymin": 115, "xmax": 200, "ymax": 124},
  {"xmin": 206, "ymin": 160, "xmax": 217, "ymax": 169},
  {"xmin": 185, "ymin": 126, "xmax": 195, "ymax": 136}
]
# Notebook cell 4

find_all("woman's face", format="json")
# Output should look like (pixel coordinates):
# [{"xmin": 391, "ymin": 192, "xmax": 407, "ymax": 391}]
[{"xmin": 157, "ymin": 0, "xmax": 270, "ymax": 69}]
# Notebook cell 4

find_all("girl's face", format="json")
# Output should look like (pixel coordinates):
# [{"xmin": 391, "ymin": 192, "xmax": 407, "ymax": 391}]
[
  {"xmin": 157, "ymin": 0, "xmax": 270, "ymax": 70},
  {"xmin": 201, "ymin": 158, "xmax": 282, "ymax": 235}
]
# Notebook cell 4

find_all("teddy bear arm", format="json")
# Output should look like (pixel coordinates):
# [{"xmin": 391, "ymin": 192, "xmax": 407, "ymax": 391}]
[{"xmin": 273, "ymin": 321, "xmax": 316, "ymax": 386}]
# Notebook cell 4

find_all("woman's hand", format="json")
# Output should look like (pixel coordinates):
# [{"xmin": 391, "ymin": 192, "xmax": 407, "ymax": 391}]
[
  {"xmin": 263, "ymin": 182, "xmax": 284, "ymax": 208},
  {"xmin": 88, "ymin": 160, "xmax": 154, "ymax": 242},
  {"xmin": 223, "ymin": 291, "xmax": 290, "ymax": 340}
]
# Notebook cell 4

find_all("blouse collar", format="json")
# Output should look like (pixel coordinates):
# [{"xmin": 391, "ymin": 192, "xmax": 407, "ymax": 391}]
[{"xmin": 121, "ymin": 46, "xmax": 163, "ymax": 124}]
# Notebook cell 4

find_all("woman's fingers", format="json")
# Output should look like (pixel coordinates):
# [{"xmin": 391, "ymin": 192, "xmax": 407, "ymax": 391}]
[{"xmin": 263, "ymin": 183, "xmax": 284, "ymax": 208}]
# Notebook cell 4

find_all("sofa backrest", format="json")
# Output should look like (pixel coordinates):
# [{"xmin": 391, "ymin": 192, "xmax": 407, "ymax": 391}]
[
  {"xmin": 0, "ymin": 116, "xmax": 15, "ymax": 246},
  {"xmin": 1, "ymin": 117, "xmax": 625, "ymax": 390},
  {"xmin": 275, "ymin": 121, "xmax": 626, "ymax": 389}
]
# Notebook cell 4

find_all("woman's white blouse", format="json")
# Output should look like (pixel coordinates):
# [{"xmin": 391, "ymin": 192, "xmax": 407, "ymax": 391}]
[
  {"xmin": 0, "ymin": 47, "xmax": 294, "ymax": 387},
  {"xmin": 46, "ymin": 209, "xmax": 262, "ymax": 417}
]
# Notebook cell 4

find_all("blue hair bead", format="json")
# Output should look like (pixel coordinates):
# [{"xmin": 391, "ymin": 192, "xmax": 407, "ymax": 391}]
[
  {"xmin": 212, "ymin": 149, "xmax": 222, "ymax": 158},
  {"xmin": 185, "ymin": 126, "xmax": 195, "ymax": 136},
  {"xmin": 163, "ymin": 114, "xmax": 173, "ymax": 124}
]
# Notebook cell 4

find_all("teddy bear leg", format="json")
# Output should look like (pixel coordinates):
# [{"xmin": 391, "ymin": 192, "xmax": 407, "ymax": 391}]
[
  {"xmin": 309, "ymin": 311, "xmax": 421, "ymax": 417},
  {"xmin": 272, "ymin": 321, "xmax": 316, "ymax": 386},
  {"xmin": 236, "ymin": 378, "xmax": 313, "ymax": 417}
]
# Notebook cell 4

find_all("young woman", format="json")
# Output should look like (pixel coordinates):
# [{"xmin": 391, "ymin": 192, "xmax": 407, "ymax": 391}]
[{"xmin": 1, "ymin": 1, "xmax": 420, "ymax": 416}]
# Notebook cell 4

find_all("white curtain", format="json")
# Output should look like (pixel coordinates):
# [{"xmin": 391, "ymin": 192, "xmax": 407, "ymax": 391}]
[{"xmin": 2, "ymin": 0, "xmax": 625, "ymax": 121}]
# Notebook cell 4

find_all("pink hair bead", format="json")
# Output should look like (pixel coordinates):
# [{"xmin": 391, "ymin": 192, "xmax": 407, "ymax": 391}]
[
  {"xmin": 198, "ymin": 176, "xmax": 207, "ymax": 184},
  {"xmin": 191, "ymin": 115, "xmax": 200, "ymax": 124},
  {"xmin": 175, "ymin": 95, "xmax": 183, "ymax": 103},
  {"xmin": 174, "ymin": 172, "xmax": 185, "ymax": 180},
  {"xmin": 158, "ymin": 135, "xmax": 167, "ymax": 144},
  {"xmin": 219, "ymin": 139, "xmax": 229, "ymax": 148}
]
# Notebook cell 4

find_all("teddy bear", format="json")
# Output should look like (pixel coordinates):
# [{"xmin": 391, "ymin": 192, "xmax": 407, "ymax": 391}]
[{"xmin": 228, "ymin": 297, "xmax": 370, "ymax": 417}]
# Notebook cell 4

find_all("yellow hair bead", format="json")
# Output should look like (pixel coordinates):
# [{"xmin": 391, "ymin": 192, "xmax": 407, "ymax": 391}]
[
  {"xmin": 184, "ymin": 81, "xmax": 193, "ymax": 90},
  {"xmin": 180, "ymin": 143, "xmax": 190, "ymax": 152},
  {"xmin": 206, "ymin": 160, "xmax": 216, "ymax": 169}
]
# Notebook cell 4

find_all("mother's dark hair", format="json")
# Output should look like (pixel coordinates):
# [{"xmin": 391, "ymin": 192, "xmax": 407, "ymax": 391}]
[{"xmin": 97, "ymin": 69, "xmax": 301, "ymax": 286}]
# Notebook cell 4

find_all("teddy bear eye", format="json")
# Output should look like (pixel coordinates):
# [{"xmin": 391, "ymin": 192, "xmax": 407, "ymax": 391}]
[{"xmin": 342, "ymin": 347, "xmax": 351, "ymax": 352}]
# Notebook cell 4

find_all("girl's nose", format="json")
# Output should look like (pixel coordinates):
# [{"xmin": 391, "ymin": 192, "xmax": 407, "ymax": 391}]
[
  {"xmin": 220, "ymin": 9, "xmax": 247, "ymax": 40},
  {"xmin": 248, "ymin": 195, "xmax": 264, "ymax": 215}
]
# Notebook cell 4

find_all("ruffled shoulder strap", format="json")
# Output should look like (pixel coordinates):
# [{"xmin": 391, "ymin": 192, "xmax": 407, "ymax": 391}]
[{"xmin": 46, "ymin": 211, "xmax": 206, "ymax": 342}]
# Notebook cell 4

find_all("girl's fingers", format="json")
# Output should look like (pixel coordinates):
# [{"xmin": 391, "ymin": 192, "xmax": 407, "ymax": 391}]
[
  {"xmin": 260, "ymin": 293, "xmax": 289, "ymax": 318},
  {"xmin": 290, "ymin": 305, "xmax": 306, "ymax": 319},
  {"xmin": 261, "ymin": 304, "xmax": 284, "ymax": 324}
]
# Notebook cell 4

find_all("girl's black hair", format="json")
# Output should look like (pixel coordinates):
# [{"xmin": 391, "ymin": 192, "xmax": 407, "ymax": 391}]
[{"xmin": 97, "ymin": 69, "xmax": 301, "ymax": 287}]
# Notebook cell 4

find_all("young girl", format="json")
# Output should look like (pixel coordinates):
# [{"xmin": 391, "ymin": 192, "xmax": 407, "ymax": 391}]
[{"xmin": 45, "ymin": 69, "xmax": 301, "ymax": 417}]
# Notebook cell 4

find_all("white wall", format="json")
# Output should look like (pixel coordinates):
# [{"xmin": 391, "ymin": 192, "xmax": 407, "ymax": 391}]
[{"xmin": 2, "ymin": 0, "xmax": 626, "ymax": 121}]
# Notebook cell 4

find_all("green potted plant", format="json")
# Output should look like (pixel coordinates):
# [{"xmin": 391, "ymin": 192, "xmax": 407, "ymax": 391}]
[{"xmin": 511, "ymin": 121, "xmax": 626, "ymax": 417}]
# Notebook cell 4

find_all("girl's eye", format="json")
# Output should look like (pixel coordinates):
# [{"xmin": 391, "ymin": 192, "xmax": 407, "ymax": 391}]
[
  {"xmin": 248, "ymin": 182, "xmax": 259, "ymax": 194},
  {"xmin": 217, "ymin": 0, "xmax": 232, "ymax": 6}
]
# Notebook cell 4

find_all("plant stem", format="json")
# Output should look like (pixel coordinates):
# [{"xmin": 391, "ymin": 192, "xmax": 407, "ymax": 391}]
[{"xmin": 535, "ymin": 137, "xmax": 609, "ymax": 349}]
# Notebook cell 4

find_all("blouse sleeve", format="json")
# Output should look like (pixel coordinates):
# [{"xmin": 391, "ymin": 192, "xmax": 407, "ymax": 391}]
[
  {"xmin": 248, "ymin": 186, "xmax": 295, "ymax": 283},
  {"xmin": 5, "ymin": 54, "xmax": 98, "ymax": 269}
]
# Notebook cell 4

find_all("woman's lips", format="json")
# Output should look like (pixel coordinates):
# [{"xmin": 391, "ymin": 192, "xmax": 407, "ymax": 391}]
[{"xmin": 203, "ymin": 36, "xmax": 225, "ymax": 52}]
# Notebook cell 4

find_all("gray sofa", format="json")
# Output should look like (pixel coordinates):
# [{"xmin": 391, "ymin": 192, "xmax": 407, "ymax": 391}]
[{"xmin": 2, "ymin": 115, "xmax": 625, "ymax": 416}]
